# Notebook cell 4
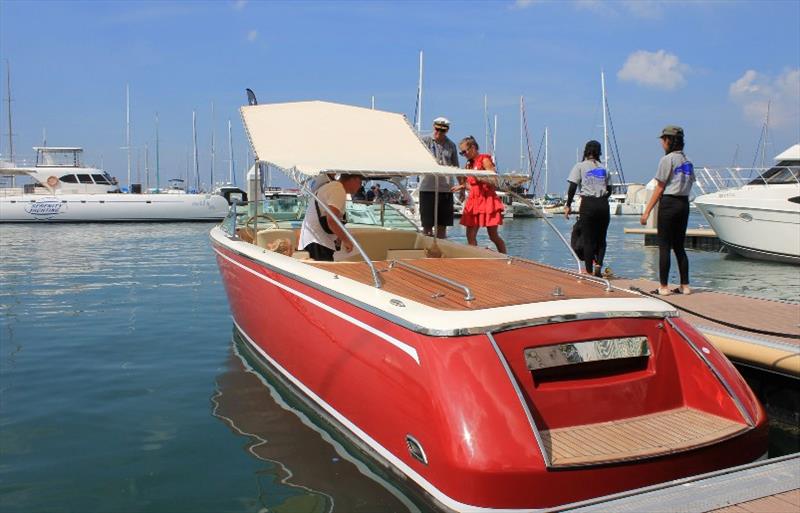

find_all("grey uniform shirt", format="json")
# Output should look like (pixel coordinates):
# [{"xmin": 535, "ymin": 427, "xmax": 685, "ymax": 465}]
[
  {"xmin": 656, "ymin": 151, "xmax": 695, "ymax": 196},
  {"xmin": 567, "ymin": 160, "xmax": 609, "ymax": 198},
  {"xmin": 419, "ymin": 135, "xmax": 459, "ymax": 192}
]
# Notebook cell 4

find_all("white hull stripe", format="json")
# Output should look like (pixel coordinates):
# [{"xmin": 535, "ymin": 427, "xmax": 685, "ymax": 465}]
[
  {"xmin": 234, "ymin": 319, "xmax": 547, "ymax": 513},
  {"xmin": 214, "ymin": 247, "xmax": 420, "ymax": 364}
]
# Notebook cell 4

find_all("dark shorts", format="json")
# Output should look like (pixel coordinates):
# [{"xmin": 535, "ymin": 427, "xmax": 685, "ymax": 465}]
[
  {"xmin": 303, "ymin": 242, "xmax": 334, "ymax": 261},
  {"xmin": 419, "ymin": 191, "xmax": 454, "ymax": 228}
]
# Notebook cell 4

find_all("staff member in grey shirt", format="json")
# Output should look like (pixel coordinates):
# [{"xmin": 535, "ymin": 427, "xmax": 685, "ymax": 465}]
[
  {"xmin": 641, "ymin": 125, "xmax": 696, "ymax": 295},
  {"xmin": 565, "ymin": 140, "xmax": 611, "ymax": 276},
  {"xmin": 420, "ymin": 117, "xmax": 459, "ymax": 239}
]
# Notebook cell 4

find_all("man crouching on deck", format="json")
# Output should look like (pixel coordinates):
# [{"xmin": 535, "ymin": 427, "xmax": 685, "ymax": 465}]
[{"xmin": 299, "ymin": 173, "xmax": 363, "ymax": 261}]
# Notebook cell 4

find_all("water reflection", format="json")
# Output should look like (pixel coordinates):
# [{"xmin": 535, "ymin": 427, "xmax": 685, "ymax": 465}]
[{"xmin": 211, "ymin": 334, "xmax": 430, "ymax": 513}]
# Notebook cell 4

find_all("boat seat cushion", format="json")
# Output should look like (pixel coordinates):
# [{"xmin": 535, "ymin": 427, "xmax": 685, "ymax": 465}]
[
  {"xmin": 385, "ymin": 249, "xmax": 427, "ymax": 260},
  {"xmin": 256, "ymin": 229, "xmax": 297, "ymax": 255}
]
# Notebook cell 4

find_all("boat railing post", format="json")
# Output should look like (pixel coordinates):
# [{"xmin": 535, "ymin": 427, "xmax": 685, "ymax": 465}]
[{"xmin": 303, "ymin": 182, "xmax": 382, "ymax": 289}]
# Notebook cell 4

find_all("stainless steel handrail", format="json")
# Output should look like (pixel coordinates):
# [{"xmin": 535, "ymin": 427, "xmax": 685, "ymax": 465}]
[
  {"xmin": 486, "ymin": 332, "xmax": 551, "ymax": 468},
  {"xmin": 388, "ymin": 259, "xmax": 474, "ymax": 301},
  {"xmin": 303, "ymin": 183, "xmax": 383, "ymax": 289},
  {"xmin": 666, "ymin": 317, "xmax": 755, "ymax": 427}
]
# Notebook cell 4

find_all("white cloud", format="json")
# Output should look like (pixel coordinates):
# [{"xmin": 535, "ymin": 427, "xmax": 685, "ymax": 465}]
[
  {"xmin": 617, "ymin": 50, "xmax": 689, "ymax": 90},
  {"xmin": 729, "ymin": 68, "xmax": 800, "ymax": 128},
  {"xmin": 233, "ymin": 0, "xmax": 247, "ymax": 10},
  {"xmin": 247, "ymin": 30, "xmax": 258, "ymax": 43}
]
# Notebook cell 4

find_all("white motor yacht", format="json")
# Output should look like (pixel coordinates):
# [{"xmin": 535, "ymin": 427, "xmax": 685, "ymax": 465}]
[
  {"xmin": 693, "ymin": 143, "xmax": 800, "ymax": 264},
  {"xmin": 0, "ymin": 147, "xmax": 229, "ymax": 222}
]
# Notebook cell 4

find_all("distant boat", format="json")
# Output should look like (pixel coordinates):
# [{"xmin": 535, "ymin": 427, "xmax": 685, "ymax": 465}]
[
  {"xmin": 0, "ymin": 147, "xmax": 229, "ymax": 222},
  {"xmin": 693, "ymin": 143, "xmax": 800, "ymax": 263}
]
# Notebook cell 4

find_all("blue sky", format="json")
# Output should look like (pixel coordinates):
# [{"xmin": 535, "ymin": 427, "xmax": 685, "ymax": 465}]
[{"xmin": 1, "ymin": 0, "xmax": 798, "ymax": 192}]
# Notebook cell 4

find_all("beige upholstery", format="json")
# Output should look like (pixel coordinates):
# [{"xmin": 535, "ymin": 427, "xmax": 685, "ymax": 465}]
[
  {"xmin": 385, "ymin": 249, "xmax": 427, "ymax": 260},
  {"xmin": 339, "ymin": 229, "xmax": 422, "ymax": 261},
  {"xmin": 292, "ymin": 251, "xmax": 310, "ymax": 260},
  {"xmin": 256, "ymin": 229, "xmax": 297, "ymax": 253}
]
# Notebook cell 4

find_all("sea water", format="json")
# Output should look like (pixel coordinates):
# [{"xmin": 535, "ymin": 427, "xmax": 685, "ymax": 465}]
[{"xmin": 1, "ymin": 216, "xmax": 797, "ymax": 512}]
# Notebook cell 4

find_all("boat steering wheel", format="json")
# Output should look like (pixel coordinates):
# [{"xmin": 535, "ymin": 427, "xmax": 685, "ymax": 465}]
[{"xmin": 243, "ymin": 213, "xmax": 280, "ymax": 230}]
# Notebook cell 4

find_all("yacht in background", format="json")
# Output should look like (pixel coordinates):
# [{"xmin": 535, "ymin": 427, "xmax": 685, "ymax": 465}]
[
  {"xmin": 693, "ymin": 143, "xmax": 800, "ymax": 264},
  {"xmin": 0, "ymin": 147, "xmax": 229, "ymax": 222}
]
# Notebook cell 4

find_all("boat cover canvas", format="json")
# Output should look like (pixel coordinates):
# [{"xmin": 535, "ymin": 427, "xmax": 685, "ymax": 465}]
[{"xmin": 240, "ymin": 100, "xmax": 495, "ymax": 178}]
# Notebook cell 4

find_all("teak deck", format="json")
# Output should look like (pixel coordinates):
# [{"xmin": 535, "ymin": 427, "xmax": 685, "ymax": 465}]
[
  {"xmin": 310, "ymin": 258, "xmax": 636, "ymax": 310},
  {"xmin": 541, "ymin": 407, "xmax": 748, "ymax": 467}
]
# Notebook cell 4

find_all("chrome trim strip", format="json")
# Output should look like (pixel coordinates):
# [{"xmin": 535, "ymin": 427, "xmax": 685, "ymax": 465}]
[
  {"xmin": 666, "ymin": 318, "xmax": 755, "ymax": 427},
  {"xmin": 235, "ymin": 319, "xmax": 548, "ymax": 513},
  {"xmin": 211, "ymin": 232, "xmax": 677, "ymax": 337},
  {"xmin": 524, "ymin": 337, "xmax": 650, "ymax": 371},
  {"xmin": 389, "ymin": 259, "xmax": 475, "ymax": 301},
  {"xmin": 486, "ymin": 332, "xmax": 551, "ymax": 468},
  {"xmin": 215, "ymin": 247, "xmax": 420, "ymax": 364}
]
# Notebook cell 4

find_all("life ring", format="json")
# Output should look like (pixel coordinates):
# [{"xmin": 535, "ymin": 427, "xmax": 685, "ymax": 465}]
[{"xmin": 46, "ymin": 176, "xmax": 59, "ymax": 188}]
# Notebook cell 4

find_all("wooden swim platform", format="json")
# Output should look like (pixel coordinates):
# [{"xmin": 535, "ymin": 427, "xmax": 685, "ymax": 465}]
[{"xmin": 613, "ymin": 278, "xmax": 800, "ymax": 377}]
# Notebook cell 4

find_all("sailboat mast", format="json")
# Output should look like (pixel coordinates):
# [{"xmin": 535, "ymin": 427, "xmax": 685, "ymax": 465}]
[
  {"xmin": 544, "ymin": 126, "xmax": 549, "ymax": 196},
  {"xmin": 492, "ymin": 114, "xmax": 498, "ymax": 163},
  {"xmin": 192, "ymin": 110, "xmax": 199, "ymax": 192},
  {"xmin": 210, "ymin": 102, "xmax": 215, "ymax": 188},
  {"xmin": 155, "ymin": 112, "xmax": 160, "ymax": 191},
  {"xmin": 761, "ymin": 99, "xmax": 771, "ymax": 169},
  {"xmin": 4, "ymin": 60, "xmax": 13, "ymax": 164},
  {"xmin": 227, "ymin": 119, "xmax": 234, "ymax": 184},
  {"xmin": 145, "ymin": 143, "xmax": 149, "ymax": 190},
  {"xmin": 416, "ymin": 50, "xmax": 423, "ymax": 133},
  {"xmin": 519, "ymin": 96, "xmax": 524, "ymax": 172},
  {"xmin": 126, "ymin": 84, "xmax": 131, "ymax": 187},
  {"xmin": 601, "ymin": 70, "xmax": 609, "ymax": 171}
]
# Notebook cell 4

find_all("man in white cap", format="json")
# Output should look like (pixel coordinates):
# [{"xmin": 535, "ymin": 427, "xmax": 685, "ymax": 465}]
[{"xmin": 419, "ymin": 117, "xmax": 459, "ymax": 238}]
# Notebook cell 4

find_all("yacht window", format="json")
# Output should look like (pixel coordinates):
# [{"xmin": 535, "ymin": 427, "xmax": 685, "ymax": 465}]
[
  {"xmin": 92, "ymin": 174, "xmax": 111, "ymax": 184},
  {"xmin": 748, "ymin": 162, "xmax": 800, "ymax": 185},
  {"xmin": 60, "ymin": 174, "xmax": 78, "ymax": 183},
  {"xmin": 78, "ymin": 174, "xmax": 94, "ymax": 184},
  {"xmin": 789, "ymin": 196, "xmax": 800, "ymax": 204}
]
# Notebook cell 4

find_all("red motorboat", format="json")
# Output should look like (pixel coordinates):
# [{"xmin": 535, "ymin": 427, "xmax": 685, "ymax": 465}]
[{"xmin": 212, "ymin": 100, "xmax": 767, "ymax": 511}]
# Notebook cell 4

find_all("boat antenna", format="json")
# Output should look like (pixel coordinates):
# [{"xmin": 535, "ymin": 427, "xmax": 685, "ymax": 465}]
[
  {"xmin": 210, "ymin": 101, "xmax": 216, "ymax": 188},
  {"xmin": 544, "ymin": 126, "xmax": 549, "ymax": 197},
  {"xmin": 246, "ymin": 88, "xmax": 258, "ymax": 106},
  {"xmin": 145, "ymin": 143, "xmax": 150, "ymax": 190},
  {"xmin": 192, "ymin": 110, "xmax": 200, "ymax": 192},
  {"xmin": 519, "ymin": 96, "xmax": 525, "ymax": 172},
  {"xmin": 42, "ymin": 128, "xmax": 47, "ymax": 147},
  {"xmin": 155, "ymin": 112, "xmax": 161, "ymax": 191},
  {"xmin": 371, "ymin": 95, "xmax": 375, "ymax": 110}
]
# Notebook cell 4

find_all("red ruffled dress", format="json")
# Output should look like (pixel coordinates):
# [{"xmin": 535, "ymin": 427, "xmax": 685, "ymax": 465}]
[{"xmin": 460, "ymin": 154, "xmax": 504, "ymax": 227}]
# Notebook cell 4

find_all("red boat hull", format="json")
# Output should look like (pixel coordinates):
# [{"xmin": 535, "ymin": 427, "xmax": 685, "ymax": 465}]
[{"xmin": 214, "ymin": 243, "xmax": 768, "ymax": 511}]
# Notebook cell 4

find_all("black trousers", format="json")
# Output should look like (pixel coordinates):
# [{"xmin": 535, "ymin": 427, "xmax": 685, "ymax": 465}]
[
  {"xmin": 303, "ymin": 242, "xmax": 334, "ymax": 262},
  {"xmin": 657, "ymin": 195, "xmax": 690, "ymax": 286},
  {"xmin": 578, "ymin": 196, "xmax": 610, "ymax": 273}
]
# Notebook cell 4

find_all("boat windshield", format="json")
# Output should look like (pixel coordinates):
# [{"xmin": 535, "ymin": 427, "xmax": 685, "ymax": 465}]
[
  {"xmin": 747, "ymin": 162, "xmax": 800, "ymax": 185},
  {"xmin": 221, "ymin": 193, "xmax": 418, "ymax": 236}
]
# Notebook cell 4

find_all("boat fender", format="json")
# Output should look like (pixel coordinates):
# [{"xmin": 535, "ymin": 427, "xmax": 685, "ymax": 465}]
[{"xmin": 46, "ymin": 176, "xmax": 59, "ymax": 188}]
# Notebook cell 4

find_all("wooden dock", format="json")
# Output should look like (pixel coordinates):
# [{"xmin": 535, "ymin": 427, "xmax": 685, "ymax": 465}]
[
  {"xmin": 624, "ymin": 227, "xmax": 721, "ymax": 251},
  {"xmin": 612, "ymin": 278, "xmax": 800, "ymax": 378},
  {"xmin": 561, "ymin": 454, "xmax": 799, "ymax": 512}
]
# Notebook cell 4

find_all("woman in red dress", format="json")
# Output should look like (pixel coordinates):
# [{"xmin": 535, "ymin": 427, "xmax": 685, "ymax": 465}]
[{"xmin": 452, "ymin": 136, "xmax": 507, "ymax": 253}]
